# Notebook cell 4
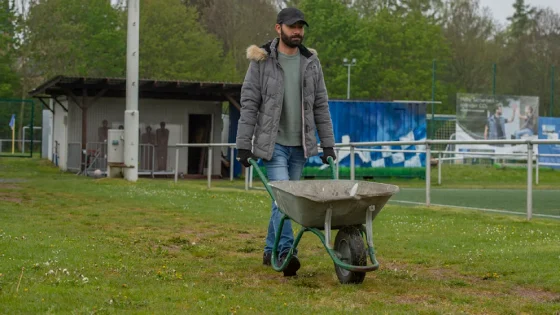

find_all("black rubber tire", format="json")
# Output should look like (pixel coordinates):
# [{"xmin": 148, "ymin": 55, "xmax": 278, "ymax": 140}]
[{"xmin": 333, "ymin": 226, "xmax": 367, "ymax": 284}]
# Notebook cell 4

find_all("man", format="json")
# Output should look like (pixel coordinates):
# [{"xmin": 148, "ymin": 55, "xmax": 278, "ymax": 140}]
[
  {"xmin": 514, "ymin": 106, "xmax": 535, "ymax": 139},
  {"xmin": 484, "ymin": 103, "xmax": 516, "ymax": 140},
  {"xmin": 236, "ymin": 7, "xmax": 336, "ymax": 277}
]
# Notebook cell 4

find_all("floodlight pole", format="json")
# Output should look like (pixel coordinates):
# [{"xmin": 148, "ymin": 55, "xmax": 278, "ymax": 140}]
[
  {"xmin": 124, "ymin": 0, "xmax": 140, "ymax": 182},
  {"xmin": 343, "ymin": 58, "xmax": 357, "ymax": 100}
]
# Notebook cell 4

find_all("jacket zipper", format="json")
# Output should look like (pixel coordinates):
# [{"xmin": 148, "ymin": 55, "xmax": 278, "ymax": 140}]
[{"xmin": 301, "ymin": 62, "xmax": 308, "ymax": 158}]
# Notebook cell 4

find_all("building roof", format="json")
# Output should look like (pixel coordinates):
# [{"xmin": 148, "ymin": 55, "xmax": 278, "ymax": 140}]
[{"xmin": 29, "ymin": 75, "xmax": 243, "ymax": 102}]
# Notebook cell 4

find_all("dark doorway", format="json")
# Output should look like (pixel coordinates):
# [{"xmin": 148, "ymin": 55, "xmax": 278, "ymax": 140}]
[{"xmin": 188, "ymin": 114, "xmax": 212, "ymax": 175}]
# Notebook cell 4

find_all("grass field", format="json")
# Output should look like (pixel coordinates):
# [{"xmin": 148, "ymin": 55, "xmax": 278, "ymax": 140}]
[{"xmin": 1, "ymin": 158, "xmax": 560, "ymax": 314}]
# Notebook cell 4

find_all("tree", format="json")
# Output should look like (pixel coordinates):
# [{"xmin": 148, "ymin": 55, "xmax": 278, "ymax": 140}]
[
  {"xmin": 183, "ymin": 0, "xmax": 277, "ymax": 80},
  {"xmin": 508, "ymin": 0, "xmax": 539, "ymax": 39},
  {"xmin": 139, "ymin": 0, "xmax": 238, "ymax": 81},
  {"xmin": 0, "ymin": 0, "xmax": 19, "ymax": 98},
  {"xmin": 23, "ymin": 0, "xmax": 127, "ymax": 79},
  {"xmin": 442, "ymin": 0, "xmax": 501, "ymax": 96}
]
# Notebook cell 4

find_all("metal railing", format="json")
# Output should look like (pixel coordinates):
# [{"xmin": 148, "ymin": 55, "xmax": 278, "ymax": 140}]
[
  {"xmin": 173, "ymin": 139, "xmax": 560, "ymax": 221},
  {"xmin": 0, "ymin": 139, "xmax": 41, "ymax": 154},
  {"xmin": 22, "ymin": 126, "xmax": 42, "ymax": 154},
  {"xmin": 173, "ymin": 143, "xmax": 237, "ymax": 188},
  {"xmin": 334, "ymin": 139, "xmax": 560, "ymax": 220}
]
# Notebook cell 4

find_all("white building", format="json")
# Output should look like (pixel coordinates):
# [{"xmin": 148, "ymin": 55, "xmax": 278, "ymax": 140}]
[{"xmin": 30, "ymin": 75, "xmax": 242, "ymax": 178}]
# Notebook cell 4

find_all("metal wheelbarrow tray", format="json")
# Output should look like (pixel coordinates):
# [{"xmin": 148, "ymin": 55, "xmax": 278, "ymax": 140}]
[{"xmin": 269, "ymin": 180, "xmax": 398, "ymax": 229}]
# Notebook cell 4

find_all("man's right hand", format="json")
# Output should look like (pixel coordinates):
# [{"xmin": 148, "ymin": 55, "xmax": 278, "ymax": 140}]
[{"xmin": 236, "ymin": 149, "xmax": 254, "ymax": 167}]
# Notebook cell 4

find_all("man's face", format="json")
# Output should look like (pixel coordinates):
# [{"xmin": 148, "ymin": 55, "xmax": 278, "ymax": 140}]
[
  {"xmin": 276, "ymin": 22, "xmax": 305, "ymax": 48},
  {"xmin": 525, "ymin": 106, "xmax": 531, "ymax": 114},
  {"xmin": 496, "ymin": 107, "xmax": 502, "ymax": 116}
]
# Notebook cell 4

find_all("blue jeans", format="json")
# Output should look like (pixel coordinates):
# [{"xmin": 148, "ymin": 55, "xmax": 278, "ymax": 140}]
[
  {"xmin": 264, "ymin": 144, "xmax": 307, "ymax": 257},
  {"xmin": 515, "ymin": 128, "xmax": 533, "ymax": 139}
]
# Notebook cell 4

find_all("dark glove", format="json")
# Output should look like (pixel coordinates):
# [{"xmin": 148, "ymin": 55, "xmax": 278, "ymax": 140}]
[
  {"xmin": 320, "ymin": 147, "xmax": 336, "ymax": 164},
  {"xmin": 236, "ymin": 149, "xmax": 254, "ymax": 167}
]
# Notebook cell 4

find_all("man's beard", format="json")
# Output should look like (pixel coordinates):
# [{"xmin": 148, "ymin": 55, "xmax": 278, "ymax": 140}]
[{"xmin": 280, "ymin": 29, "xmax": 303, "ymax": 48}]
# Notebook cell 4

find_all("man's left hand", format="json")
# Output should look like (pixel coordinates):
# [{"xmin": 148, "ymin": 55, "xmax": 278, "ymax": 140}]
[{"xmin": 320, "ymin": 147, "xmax": 336, "ymax": 164}]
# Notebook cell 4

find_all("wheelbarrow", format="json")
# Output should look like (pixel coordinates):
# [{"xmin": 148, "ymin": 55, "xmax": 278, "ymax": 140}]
[{"xmin": 248, "ymin": 157, "xmax": 400, "ymax": 284}]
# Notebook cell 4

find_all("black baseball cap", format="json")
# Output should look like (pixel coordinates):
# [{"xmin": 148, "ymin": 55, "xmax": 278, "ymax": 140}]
[{"xmin": 277, "ymin": 8, "xmax": 309, "ymax": 27}]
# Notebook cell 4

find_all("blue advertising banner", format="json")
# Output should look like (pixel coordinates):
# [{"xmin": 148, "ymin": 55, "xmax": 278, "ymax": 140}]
[
  {"xmin": 306, "ymin": 101, "xmax": 427, "ymax": 169},
  {"xmin": 538, "ymin": 117, "xmax": 560, "ymax": 169}
]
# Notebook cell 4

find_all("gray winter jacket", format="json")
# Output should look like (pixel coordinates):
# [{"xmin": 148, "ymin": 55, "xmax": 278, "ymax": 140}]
[{"xmin": 236, "ymin": 38, "xmax": 335, "ymax": 161}]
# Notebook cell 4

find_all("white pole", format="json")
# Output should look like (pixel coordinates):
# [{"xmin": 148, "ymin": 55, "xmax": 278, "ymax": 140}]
[
  {"xmin": 245, "ymin": 167, "xmax": 249, "ymax": 191},
  {"xmin": 426, "ymin": 143, "xmax": 431, "ymax": 206},
  {"xmin": 535, "ymin": 154, "xmax": 539, "ymax": 185},
  {"xmin": 229, "ymin": 146, "xmax": 234, "ymax": 181},
  {"xmin": 527, "ymin": 143, "xmax": 533, "ymax": 220},
  {"xmin": 438, "ymin": 152, "xmax": 442, "ymax": 185},
  {"xmin": 207, "ymin": 147, "xmax": 213, "ymax": 189},
  {"xmin": 347, "ymin": 65, "xmax": 351, "ymax": 100},
  {"xmin": 124, "ymin": 0, "xmax": 140, "ymax": 182},
  {"xmin": 350, "ymin": 146, "xmax": 355, "ymax": 180},
  {"xmin": 174, "ymin": 148, "xmax": 179, "ymax": 183}
]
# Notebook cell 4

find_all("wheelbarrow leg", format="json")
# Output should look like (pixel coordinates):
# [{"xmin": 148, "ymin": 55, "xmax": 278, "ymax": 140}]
[
  {"xmin": 324, "ymin": 206, "xmax": 333, "ymax": 249},
  {"xmin": 359, "ymin": 205, "xmax": 380, "ymax": 269},
  {"xmin": 271, "ymin": 214, "xmax": 306, "ymax": 273}
]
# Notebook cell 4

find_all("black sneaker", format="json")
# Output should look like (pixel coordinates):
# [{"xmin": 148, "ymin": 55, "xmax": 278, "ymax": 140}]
[
  {"xmin": 279, "ymin": 253, "xmax": 300, "ymax": 277},
  {"xmin": 263, "ymin": 252, "xmax": 272, "ymax": 266}
]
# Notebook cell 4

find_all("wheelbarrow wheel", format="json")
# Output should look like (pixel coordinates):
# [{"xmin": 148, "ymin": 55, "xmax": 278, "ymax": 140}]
[{"xmin": 334, "ymin": 226, "xmax": 367, "ymax": 284}]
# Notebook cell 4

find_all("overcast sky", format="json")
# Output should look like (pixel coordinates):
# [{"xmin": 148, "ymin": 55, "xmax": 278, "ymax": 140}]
[{"xmin": 480, "ymin": 0, "xmax": 560, "ymax": 26}]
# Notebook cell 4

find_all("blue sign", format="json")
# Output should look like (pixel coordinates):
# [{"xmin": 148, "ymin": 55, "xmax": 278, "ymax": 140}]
[
  {"xmin": 307, "ymin": 101, "xmax": 427, "ymax": 168},
  {"xmin": 538, "ymin": 117, "xmax": 560, "ymax": 169}
]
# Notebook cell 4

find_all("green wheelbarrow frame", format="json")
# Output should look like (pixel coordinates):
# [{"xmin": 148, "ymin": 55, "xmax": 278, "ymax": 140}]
[{"xmin": 249, "ymin": 157, "xmax": 397, "ymax": 280}]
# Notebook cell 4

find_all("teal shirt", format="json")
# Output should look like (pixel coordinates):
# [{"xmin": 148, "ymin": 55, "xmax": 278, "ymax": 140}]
[{"xmin": 276, "ymin": 50, "xmax": 302, "ymax": 146}]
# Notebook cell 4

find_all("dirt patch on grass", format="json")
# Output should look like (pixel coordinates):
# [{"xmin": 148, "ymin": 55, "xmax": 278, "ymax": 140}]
[
  {"xmin": 0, "ymin": 192, "xmax": 22, "ymax": 203},
  {"xmin": 513, "ymin": 287, "xmax": 560, "ymax": 303},
  {"xmin": 0, "ymin": 183, "xmax": 21, "ymax": 189}
]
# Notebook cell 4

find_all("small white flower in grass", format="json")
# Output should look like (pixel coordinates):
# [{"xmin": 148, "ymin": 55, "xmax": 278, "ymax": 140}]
[{"xmin": 63, "ymin": 269, "xmax": 69, "ymax": 275}]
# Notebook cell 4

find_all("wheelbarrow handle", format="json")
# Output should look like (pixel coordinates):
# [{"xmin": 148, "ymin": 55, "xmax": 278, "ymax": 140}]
[
  {"xmin": 248, "ymin": 158, "xmax": 276, "ymax": 201},
  {"xmin": 327, "ymin": 156, "xmax": 336, "ymax": 180}
]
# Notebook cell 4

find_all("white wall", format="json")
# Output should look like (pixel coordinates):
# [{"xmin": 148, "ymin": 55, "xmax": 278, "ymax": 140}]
[
  {"xmin": 52, "ymin": 98, "xmax": 69, "ymax": 171},
  {"xmin": 64, "ymin": 97, "xmax": 223, "ymax": 175}
]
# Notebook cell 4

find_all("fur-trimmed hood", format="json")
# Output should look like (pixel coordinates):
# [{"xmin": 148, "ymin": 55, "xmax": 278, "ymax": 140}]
[{"xmin": 246, "ymin": 38, "xmax": 317, "ymax": 61}]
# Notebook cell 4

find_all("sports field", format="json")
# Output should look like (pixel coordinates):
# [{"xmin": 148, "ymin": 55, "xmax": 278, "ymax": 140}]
[{"xmin": 1, "ymin": 158, "xmax": 559, "ymax": 313}]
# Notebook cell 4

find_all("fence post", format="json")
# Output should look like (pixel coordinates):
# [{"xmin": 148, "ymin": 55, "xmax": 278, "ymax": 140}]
[
  {"xmin": 245, "ymin": 166, "xmax": 249, "ymax": 191},
  {"xmin": 207, "ymin": 146, "xmax": 213, "ymax": 189},
  {"xmin": 438, "ymin": 152, "xmax": 442, "ymax": 185},
  {"xmin": 536, "ymin": 154, "xmax": 539, "ymax": 185},
  {"xmin": 174, "ymin": 148, "xmax": 179, "ymax": 183},
  {"xmin": 527, "ymin": 143, "xmax": 533, "ymax": 220},
  {"xmin": 151, "ymin": 145, "xmax": 155, "ymax": 178},
  {"xmin": 22, "ymin": 128, "xmax": 26, "ymax": 154},
  {"xmin": 426, "ymin": 142, "xmax": 431, "ymax": 206},
  {"xmin": 229, "ymin": 146, "xmax": 234, "ymax": 181},
  {"xmin": 350, "ymin": 146, "xmax": 355, "ymax": 180}
]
